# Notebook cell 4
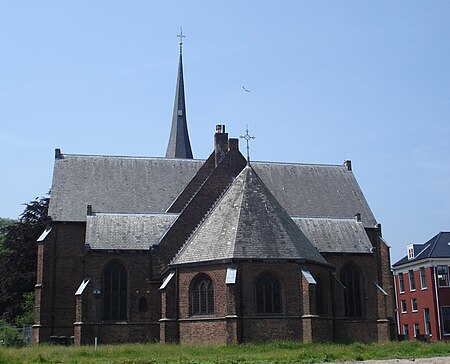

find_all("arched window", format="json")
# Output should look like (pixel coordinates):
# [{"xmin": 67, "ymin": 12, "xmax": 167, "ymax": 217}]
[
  {"xmin": 340, "ymin": 264, "xmax": 362, "ymax": 318},
  {"xmin": 256, "ymin": 274, "xmax": 282, "ymax": 314},
  {"xmin": 103, "ymin": 262, "xmax": 127, "ymax": 320},
  {"xmin": 138, "ymin": 297, "xmax": 148, "ymax": 313},
  {"xmin": 191, "ymin": 276, "xmax": 214, "ymax": 315}
]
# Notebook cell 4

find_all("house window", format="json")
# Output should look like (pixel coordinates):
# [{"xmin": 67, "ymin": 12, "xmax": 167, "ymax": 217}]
[
  {"xmin": 399, "ymin": 273, "xmax": 405, "ymax": 293},
  {"xmin": 191, "ymin": 275, "xmax": 214, "ymax": 315},
  {"xmin": 442, "ymin": 307, "xmax": 450, "ymax": 335},
  {"xmin": 409, "ymin": 270, "xmax": 416, "ymax": 291},
  {"xmin": 103, "ymin": 262, "xmax": 127, "ymax": 320},
  {"xmin": 403, "ymin": 324, "xmax": 409, "ymax": 338},
  {"xmin": 138, "ymin": 297, "xmax": 148, "ymax": 313},
  {"xmin": 407, "ymin": 245, "xmax": 414, "ymax": 260},
  {"xmin": 414, "ymin": 323, "xmax": 420, "ymax": 337},
  {"xmin": 420, "ymin": 267, "xmax": 427, "ymax": 289},
  {"xmin": 424, "ymin": 308, "xmax": 431, "ymax": 335},
  {"xmin": 401, "ymin": 300, "xmax": 407, "ymax": 313},
  {"xmin": 340, "ymin": 264, "xmax": 362, "ymax": 318},
  {"xmin": 256, "ymin": 274, "xmax": 282, "ymax": 314},
  {"xmin": 437, "ymin": 266, "xmax": 449, "ymax": 287},
  {"xmin": 411, "ymin": 298, "xmax": 418, "ymax": 312}
]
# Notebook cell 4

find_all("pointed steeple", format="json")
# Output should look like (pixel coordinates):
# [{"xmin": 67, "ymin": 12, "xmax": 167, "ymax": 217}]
[{"xmin": 165, "ymin": 28, "xmax": 193, "ymax": 159}]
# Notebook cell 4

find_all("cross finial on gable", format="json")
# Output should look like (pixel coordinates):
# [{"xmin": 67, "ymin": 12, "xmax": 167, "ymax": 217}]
[
  {"xmin": 177, "ymin": 27, "xmax": 186, "ymax": 53},
  {"xmin": 240, "ymin": 125, "xmax": 255, "ymax": 165}
]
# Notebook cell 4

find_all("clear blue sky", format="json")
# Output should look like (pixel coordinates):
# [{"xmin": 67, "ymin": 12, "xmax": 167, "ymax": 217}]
[{"xmin": 1, "ymin": 1, "xmax": 449, "ymax": 263}]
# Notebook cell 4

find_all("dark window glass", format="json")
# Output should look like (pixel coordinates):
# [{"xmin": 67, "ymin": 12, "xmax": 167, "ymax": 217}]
[
  {"xmin": 442, "ymin": 307, "xmax": 450, "ymax": 335},
  {"xmin": 437, "ymin": 266, "xmax": 449, "ymax": 287},
  {"xmin": 420, "ymin": 267, "xmax": 427, "ymax": 289},
  {"xmin": 256, "ymin": 274, "xmax": 282, "ymax": 314},
  {"xmin": 103, "ymin": 262, "xmax": 127, "ymax": 320},
  {"xmin": 399, "ymin": 273, "xmax": 405, "ymax": 292},
  {"xmin": 191, "ymin": 276, "xmax": 214, "ymax": 315},
  {"xmin": 409, "ymin": 270, "xmax": 416, "ymax": 291},
  {"xmin": 340, "ymin": 264, "xmax": 362, "ymax": 318}
]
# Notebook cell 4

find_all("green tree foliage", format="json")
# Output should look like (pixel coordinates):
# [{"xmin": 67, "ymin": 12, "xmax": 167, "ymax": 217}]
[
  {"xmin": 0, "ymin": 196, "xmax": 49, "ymax": 322},
  {"xmin": 0, "ymin": 218, "xmax": 16, "ymax": 254}
]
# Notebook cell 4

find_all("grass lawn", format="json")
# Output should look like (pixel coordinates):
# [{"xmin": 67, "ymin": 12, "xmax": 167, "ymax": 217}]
[{"xmin": 1, "ymin": 341, "xmax": 450, "ymax": 364}]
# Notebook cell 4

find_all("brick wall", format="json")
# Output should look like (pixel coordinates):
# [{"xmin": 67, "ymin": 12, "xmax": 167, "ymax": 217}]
[{"xmin": 75, "ymin": 250, "xmax": 161, "ymax": 344}]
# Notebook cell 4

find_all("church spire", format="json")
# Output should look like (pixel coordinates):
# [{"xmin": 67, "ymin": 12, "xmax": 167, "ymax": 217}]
[{"xmin": 165, "ymin": 28, "xmax": 193, "ymax": 159}]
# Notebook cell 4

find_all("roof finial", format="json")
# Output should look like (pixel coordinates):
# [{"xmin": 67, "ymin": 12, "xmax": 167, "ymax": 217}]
[
  {"xmin": 240, "ymin": 125, "xmax": 255, "ymax": 165},
  {"xmin": 177, "ymin": 27, "xmax": 185, "ymax": 54}
]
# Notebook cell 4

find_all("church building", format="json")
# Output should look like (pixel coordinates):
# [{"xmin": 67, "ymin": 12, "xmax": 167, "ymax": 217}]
[{"xmin": 33, "ymin": 37, "xmax": 395, "ymax": 345}]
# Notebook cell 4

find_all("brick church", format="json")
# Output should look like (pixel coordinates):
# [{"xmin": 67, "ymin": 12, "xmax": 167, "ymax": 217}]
[{"xmin": 33, "ymin": 38, "xmax": 395, "ymax": 345}]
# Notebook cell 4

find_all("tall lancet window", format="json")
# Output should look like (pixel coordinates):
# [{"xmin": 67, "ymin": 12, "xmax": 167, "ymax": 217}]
[
  {"xmin": 103, "ymin": 262, "xmax": 128, "ymax": 320},
  {"xmin": 340, "ymin": 264, "xmax": 363, "ymax": 318},
  {"xmin": 191, "ymin": 275, "xmax": 214, "ymax": 315},
  {"xmin": 256, "ymin": 274, "xmax": 282, "ymax": 314}
]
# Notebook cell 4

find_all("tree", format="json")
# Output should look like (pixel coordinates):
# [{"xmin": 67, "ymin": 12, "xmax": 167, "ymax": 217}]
[
  {"xmin": 0, "ymin": 196, "xmax": 49, "ymax": 322},
  {"xmin": 0, "ymin": 218, "xmax": 16, "ymax": 254}
]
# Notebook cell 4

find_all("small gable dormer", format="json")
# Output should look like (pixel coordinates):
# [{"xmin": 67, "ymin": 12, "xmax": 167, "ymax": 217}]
[{"xmin": 407, "ymin": 244, "xmax": 415, "ymax": 260}]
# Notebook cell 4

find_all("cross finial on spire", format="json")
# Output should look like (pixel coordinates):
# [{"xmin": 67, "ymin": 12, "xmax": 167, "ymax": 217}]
[
  {"xmin": 177, "ymin": 27, "xmax": 186, "ymax": 53},
  {"xmin": 240, "ymin": 125, "xmax": 255, "ymax": 165}
]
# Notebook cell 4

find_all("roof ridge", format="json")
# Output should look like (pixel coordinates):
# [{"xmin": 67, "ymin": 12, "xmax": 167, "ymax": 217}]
[
  {"xmin": 169, "ymin": 180, "xmax": 234, "ymax": 265},
  {"xmin": 252, "ymin": 160, "xmax": 347, "ymax": 168},
  {"xmin": 58, "ymin": 153, "xmax": 205, "ymax": 161}
]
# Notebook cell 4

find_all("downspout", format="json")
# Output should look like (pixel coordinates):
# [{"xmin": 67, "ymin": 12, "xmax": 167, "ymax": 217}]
[
  {"xmin": 432, "ymin": 263, "xmax": 442, "ymax": 340},
  {"xmin": 330, "ymin": 270, "xmax": 337, "ymax": 340},
  {"xmin": 175, "ymin": 268, "xmax": 179, "ymax": 342},
  {"xmin": 50, "ymin": 225, "xmax": 58, "ymax": 336},
  {"xmin": 393, "ymin": 271, "xmax": 400, "ymax": 337},
  {"xmin": 239, "ymin": 262, "xmax": 244, "ymax": 343}
]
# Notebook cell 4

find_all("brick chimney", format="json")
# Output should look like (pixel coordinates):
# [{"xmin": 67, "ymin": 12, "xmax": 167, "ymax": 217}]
[
  {"xmin": 229, "ymin": 138, "xmax": 239, "ymax": 151},
  {"xmin": 214, "ymin": 125, "xmax": 228, "ymax": 166},
  {"xmin": 344, "ymin": 160, "xmax": 352, "ymax": 171}
]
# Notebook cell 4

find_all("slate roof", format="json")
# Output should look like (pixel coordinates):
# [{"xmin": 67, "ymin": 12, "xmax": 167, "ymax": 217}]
[
  {"xmin": 85, "ymin": 213, "xmax": 178, "ymax": 250},
  {"xmin": 165, "ymin": 48, "xmax": 193, "ymax": 159},
  {"xmin": 172, "ymin": 166, "xmax": 327, "ymax": 266},
  {"xmin": 48, "ymin": 154, "xmax": 203, "ymax": 222},
  {"xmin": 292, "ymin": 217, "xmax": 373, "ymax": 254},
  {"xmin": 252, "ymin": 161, "xmax": 377, "ymax": 228},
  {"xmin": 393, "ymin": 232, "xmax": 450, "ymax": 267},
  {"xmin": 48, "ymin": 154, "xmax": 377, "ymax": 229}
]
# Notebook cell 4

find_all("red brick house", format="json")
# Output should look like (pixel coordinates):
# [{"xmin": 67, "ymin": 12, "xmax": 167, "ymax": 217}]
[
  {"xmin": 393, "ymin": 232, "xmax": 450, "ymax": 341},
  {"xmin": 33, "ymin": 40, "xmax": 395, "ymax": 345}
]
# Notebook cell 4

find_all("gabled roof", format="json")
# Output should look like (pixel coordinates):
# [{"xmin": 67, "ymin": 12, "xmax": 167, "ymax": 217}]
[
  {"xmin": 48, "ymin": 154, "xmax": 377, "ymax": 228},
  {"xmin": 171, "ymin": 166, "xmax": 327, "ymax": 266},
  {"xmin": 252, "ymin": 161, "xmax": 377, "ymax": 228},
  {"xmin": 85, "ymin": 212, "xmax": 178, "ymax": 250},
  {"xmin": 292, "ymin": 217, "xmax": 373, "ymax": 254},
  {"xmin": 393, "ymin": 232, "xmax": 450, "ymax": 267},
  {"xmin": 48, "ymin": 154, "xmax": 202, "ymax": 222},
  {"xmin": 165, "ymin": 47, "xmax": 193, "ymax": 159}
]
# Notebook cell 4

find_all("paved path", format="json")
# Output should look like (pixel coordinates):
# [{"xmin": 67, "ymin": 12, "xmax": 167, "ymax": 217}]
[{"xmin": 337, "ymin": 357, "xmax": 450, "ymax": 363}]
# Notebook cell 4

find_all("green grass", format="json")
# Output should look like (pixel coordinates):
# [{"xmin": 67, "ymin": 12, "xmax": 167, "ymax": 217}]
[{"xmin": 1, "ymin": 341, "xmax": 450, "ymax": 364}]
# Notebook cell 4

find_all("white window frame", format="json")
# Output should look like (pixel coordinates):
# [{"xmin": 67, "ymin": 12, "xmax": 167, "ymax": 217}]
[
  {"xmin": 411, "ymin": 298, "xmax": 418, "ymax": 312},
  {"xmin": 401, "ymin": 300, "xmax": 407, "ymax": 313},
  {"xmin": 424, "ymin": 308, "xmax": 431, "ymax": 336},
  {"xmin": 399, "ymin": 273, "xmax": 405, "ymax": 293},
  {"xmin": 441, "ymin": 306, "xmax": 450, "ymax": 336},
  {"xmin": 420, "ymin": 267, "xmax": 427, "ymax": 289},
  {"xmin": 409, "ymin": 269, "xmax": 416, "ymax": 291},
  {"xmin": 403, "ymin": 323, "xmax": 409, "ymax": 337},
  {"xmin": 414, "ymin": 323, "xmax": 420, "ymax": 337},
  {"xmin": 437, "ymin": 266, "xmax": 450, "ymax": 287}
]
